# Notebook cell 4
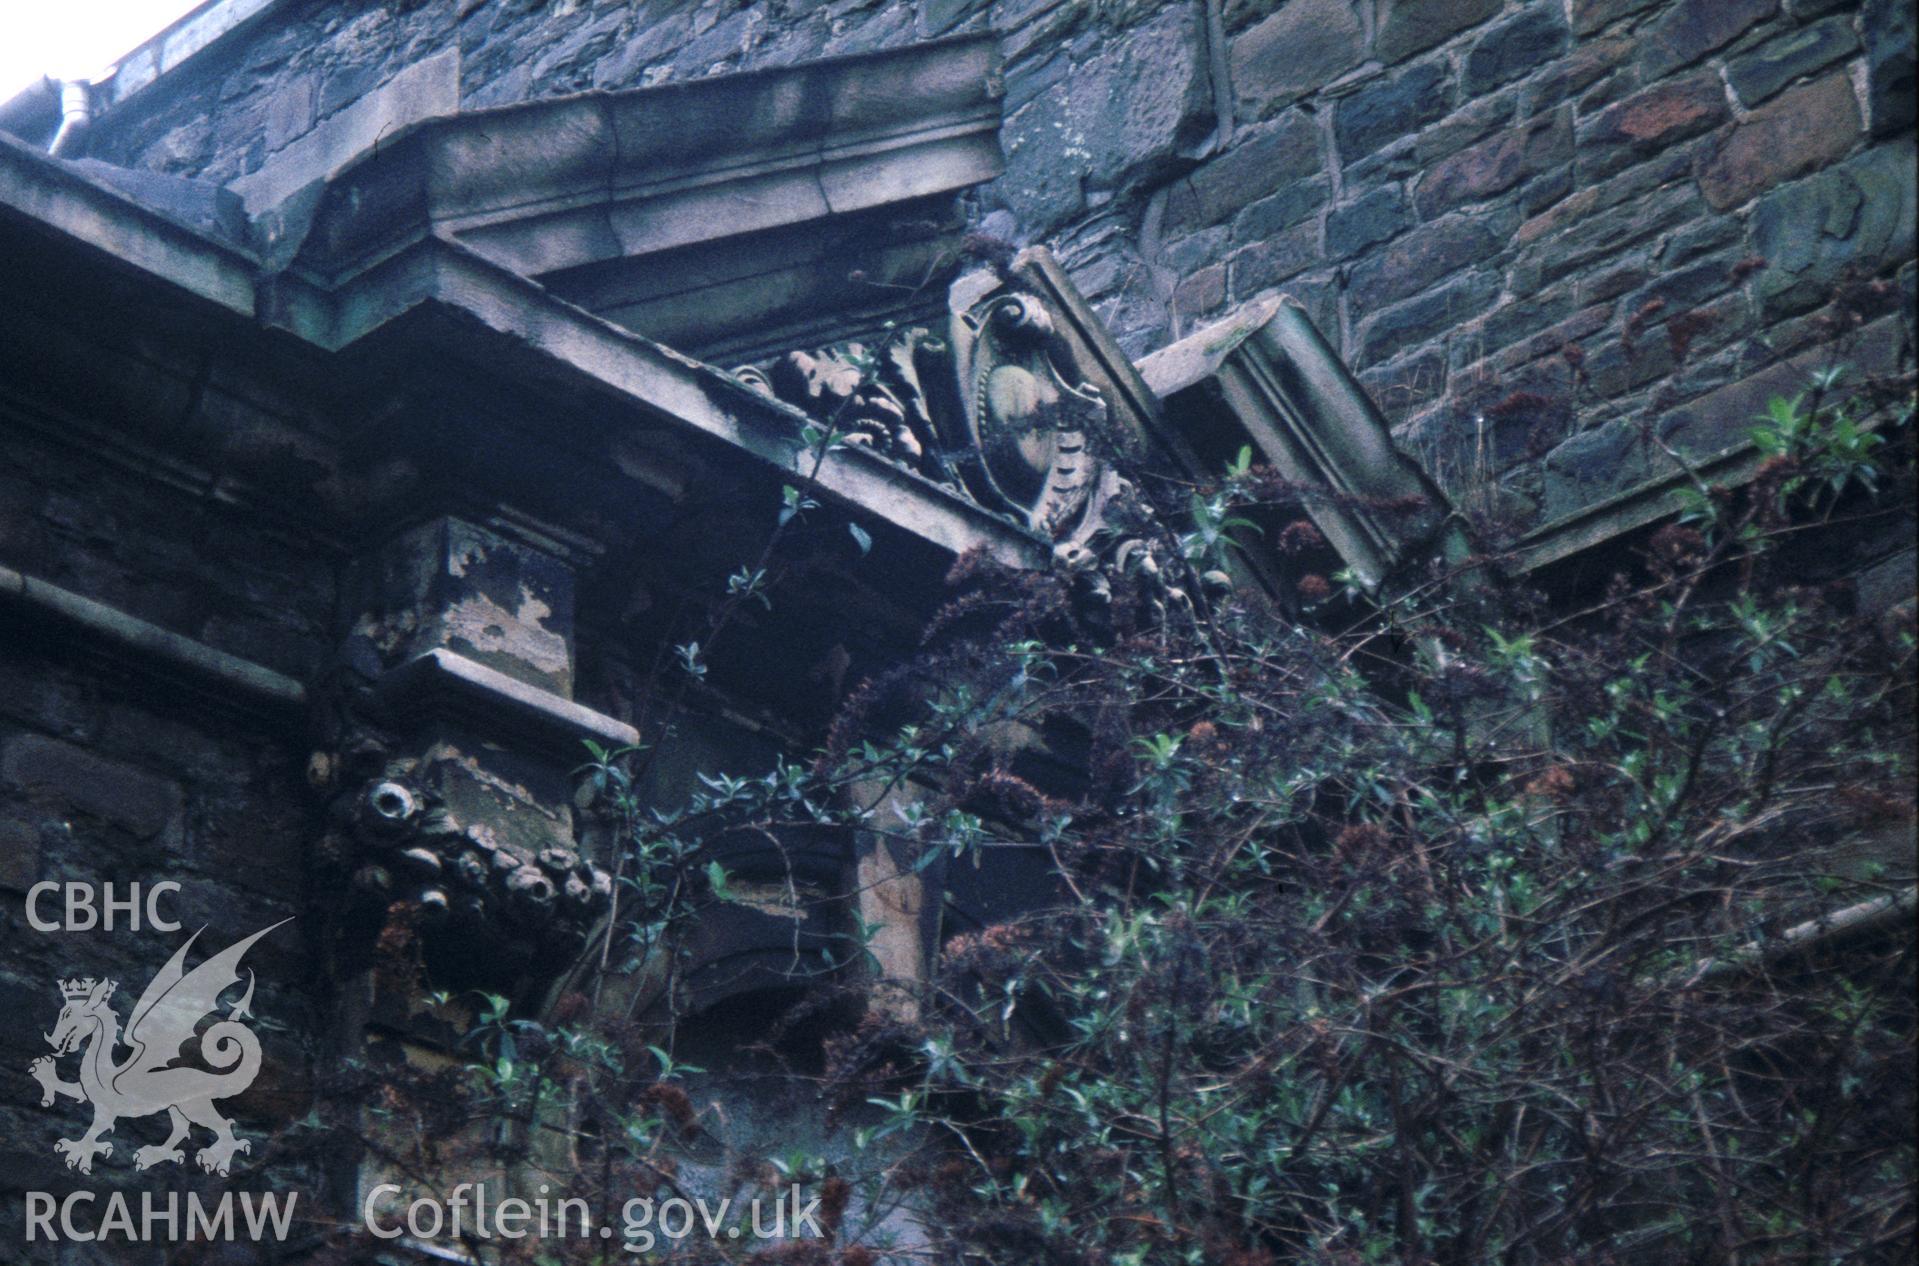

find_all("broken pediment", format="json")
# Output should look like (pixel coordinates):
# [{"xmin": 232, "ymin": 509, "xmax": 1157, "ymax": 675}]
[{"xmin": 1141, "ymin": 296, "xmax": 1470, "ymax": 593}]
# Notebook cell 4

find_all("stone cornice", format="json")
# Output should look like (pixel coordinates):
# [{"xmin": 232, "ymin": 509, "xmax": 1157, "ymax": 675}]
[
  {"xmin": 0, "ymin": 130, "xmax": 258, "ymax": 317},
  {"xmin": 283, "ymin": 35, "xmax": 1004, "ymax": 288},
  {"xmin": 373, "ymin": 649, "xmax": 638, "ymax": 756},
  {"xmin": 0, "ymin": 124, "xmax": 1046, "ymax": 576}
]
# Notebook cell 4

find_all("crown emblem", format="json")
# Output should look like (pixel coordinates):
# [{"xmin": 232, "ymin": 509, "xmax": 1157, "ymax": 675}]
[{"xmin": 59, "ymin": 978, "xmax": 110, "ymax": 1001}]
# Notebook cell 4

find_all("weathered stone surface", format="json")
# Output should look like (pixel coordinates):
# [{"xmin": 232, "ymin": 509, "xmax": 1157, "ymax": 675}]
[
  {"xmin": 1356, "ymin": 270, "xmax": 1501, "ymax": 364},
  {"xmin": 1577, "ymin": 72, "xmax": 1728, "ymax": 182},
  {"xmin": 229, "ymin": 48, "xmax": 458, "ymax": 214},
  {"xmin": 1864, "ymin": 0, "xmax": 1918, "ymax": 138},
  {"xmin": 1515, "ymin": 145, "xmax": 1692, "ymax": 247},
  {"xmin": 1374, "ymin": 0, "xmax": 1501, "ymax": 64},
  {"xmin": 1751, "ymin": 144, "xmax": 1918, "ymax": 319},
  {"xmin": 1001, "ymin": 88, "xmax": 1087, "ymax": 233},
  {"xmin": 1335, "ymin": 60, "xmax": 1452, "ymax": 161},
  {"xmin": 1657, "ymin": 315, "xmax": 1905, "ymax": 458},
  {"xmin": 368, "ymin": 517, "xmax": 577, "ymax": 698},
  {"xmin": 1, "ymin": 734, "xmax": 182, "ymax": 840},
  {"xmin": 1229, "ymin": 218, "xmax": 1319, "ymax": 294},
  {"xmin": 1459, "ymin": 284, "xmax": 1580, "ymax": 364},
  {"xmin": 0, "ymin": 818, "xmax": 38, "ymax": 891},
  {"xmin": 1326, "ymin": 185, "xmax": 1413, "ymax": 257},
  {"xmin": 1541, "ymin": 420, "xmax": 1645, "ymax": 521},
  {"xmin": 264, "ymin": 72, "xmax": 317, "ymax": 153},
  {"xmin": 1572, "ymin": 0, "xmax": 1662, "ymax": 35},
  {"xmin": 1486, "ymin": 300, "xmax": 1615, "ymax": 374},
  {"xmin": 1359, "ymin": 346, "xmax": 1449, "ymax": 419},
  {"xmin": 1164, "ymin": 111, "xmax": 1321, "ymax": 232},
  {"xmin": 1068, "ymin": 3, "xmax": 1215, "ymax": 191},
  {"xmin": 1516, "ymin": 182, "xmax": 1703, "ymax": 290},
  {"xmin": 1231, "ymin": 176, "xmax": 1332, "ymax": 242},
  {"xmin": 1174, "ymin": 263, "xmax": 1227, "ymax": 317},
  {"xmin": 1348, "ymin": 215, "xmax": 1502, "ymax": 314},
  {"xmin": 1231, "ymin": 0, "xmax": 1365, "ymax": 118},
  {"xmin": 1411, "ymin": 90, "xmax": 1517, "ymax": 166},
  {"xmin": 1696, "ymin": 72, "xmax": 1862, "ymax": 210},
  {"xmin": 1463, "ymin": 7, "xmax": 1570, "ymax": 94},
  {"xmin": 1660, "ymin": 215, "xmax": 1742, "ymax": 268},
  {"xmin": 1635, "ymin": 0, "xmax": 1779, "ymax": 78},
  {"xmin": 1415, "ymin": 107, "xmax": 1571, "ymax": 217},
  {"xmin": 1523, "ymin": 33, "xmax": 1633, "ymax": 112},
  {"xmin": 1726, "ymin": 17, "xmax": 1859, "ymax": 106}
]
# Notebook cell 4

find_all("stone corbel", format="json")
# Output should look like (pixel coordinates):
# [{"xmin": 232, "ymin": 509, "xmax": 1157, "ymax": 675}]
[{"xmin": 313, "ymin": 513, "xmax": 633, "ymax": 986}]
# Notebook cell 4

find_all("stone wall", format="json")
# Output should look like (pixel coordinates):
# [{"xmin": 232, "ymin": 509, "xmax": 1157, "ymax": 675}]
[
  {"xmin": 0, "ymin": 421, "xmax": 326, "ymax": 1249},
  {"xmin": 85, "ymin": 0, "xmax": 1918, "ymax": 545}
]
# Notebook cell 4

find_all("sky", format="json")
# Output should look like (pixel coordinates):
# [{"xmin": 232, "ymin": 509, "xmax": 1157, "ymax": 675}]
[{"xmin": 0, "ymin": 0, "xmax": 204, "ymax": 102}]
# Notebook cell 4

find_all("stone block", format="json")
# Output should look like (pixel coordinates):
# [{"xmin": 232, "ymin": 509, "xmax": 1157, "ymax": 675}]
[
  {"xmin": 1228, "ymin": 219, "xmax": 1319, "ymax": 295},
  {"xmin": 1635, "ymin": 0, "xmax": 1779, "ymax": 78},
  {"xmin": 1523, "ymin": 33, "xmax": 1633, "ymax": 113},
  {"xmin": 1726, "ymin": 17, "xmax": 1858, "ymax": 106},
  {"xmin": 263, "ymin": 73, "xmax": 317, "ymax": 154},
  {"xmin": 1335, "ymin": 60, "xmax": 1452, "ymax": 162},
  {"xmin": 1751, "ymin": 144, "xmax": 1918, "ymax": 320},
  {"xmin": 1359, "ymin": 346, "xmax": 1449, "ymax": 421},
  {"xmin": 1, "ymin": 735, "xmax": 182, "ymax": 841},
  {"xmin": 1326, "ymin": 185, "xmax": 1413, "ymax": 257},
  {"xmin": 999, "ymin": 88, "xmax": 1086, "ymax": 234},
  {"xmin": 1230, "ymin": 176, "xmax": 1331, "ymax": 242},
  {"xmin": 1374, "ymin": 0, "xmax": 1501, "ymax": 64},
  {"xmin": 1069, "ymin": 5, "xmax": 1217, "ymax": 192},
  {"xmin": 1348, "ymin": 215, "xmax": 1502, "ymax": 315},
  {"xmin": 1541, "ymin": 420, "xmax": 1645, "ymax": 522},
  {"xmin": 1660, "ymin": 215, "xmax": 1742, "ymax": 269},
  {"xmin": 1173, "ymin": 264, "xmax": 1227, "ymax": 318},
  {"xmin": 1577, "ymin": 72, "xmax": 1728, "ymax": 183},
  {"xmin": 1515, "ymin": 146, "xmax": 1692, "ymax": 248},
  {"xmin": 1696, "ymin": 72, "xmax": 1862, "ymax": 210},
  {"xmin": 1232, "ymin": 0, "xmax": 1365, "ymax": 119},
  {"xmin": 1162, "ymin": 224, "xmax": 1229, "ymax": 274},
  {"xmin": 318, "ymin": 60, "xmax": 385, "ymax": 119},
  {"xmin": 1487, "ymin": 301, "xmax": 1615, "ymax": 375},
  {"xmin": 1356, "ymin": 271, "xmax": 1501, "ymax": 365},
  {"xmin": 1458, "ymin": 284, "xmax": 1581, "ymax": 365},
  {"xmin": 1164, "ymin": 111, "xmax": 1321, "ymax": 233},
  {"xmin": 1582, "ymin": 331, "xmax": 1676, "ymax": 399},
  {"xmin": 1411, "ymin": 91, "xmax": 1517, "ymax": 166},
  {"xmin": 1572, "ymin": 0, "xmax": 1660, "ymax": 36},
  {"xmin": 230, "ymin": 48, "xmax": 459, "ymax": 215},
  {"xmin": 1462, "ymin": 6, "xmax": 1570, "ymax": 95},
  {"xmin": 1414, "ymin": 107, "xmax": 1571, "ymax": 217}
]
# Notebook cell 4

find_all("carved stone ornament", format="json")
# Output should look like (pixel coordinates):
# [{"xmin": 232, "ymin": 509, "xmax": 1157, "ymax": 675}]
[
  {"xmin": 311, "ymin": 730, "xmax": 613, "ymax": 966},
  {"xmin": 736, "ymin": 270, "xmax": 1192, "ymax": 628}
]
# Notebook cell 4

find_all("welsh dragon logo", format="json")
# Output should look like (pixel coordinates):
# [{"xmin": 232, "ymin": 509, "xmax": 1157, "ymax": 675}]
[{"xmin": 28, "ymin": 919, "xmax": 289, "ymax": 1177}]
